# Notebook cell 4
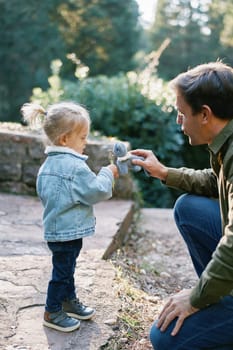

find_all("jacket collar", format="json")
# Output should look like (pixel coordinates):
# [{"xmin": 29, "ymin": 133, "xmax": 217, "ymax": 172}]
[
  {"xmin": 45, "ymin": 146, "xmax": 88, "ymax": 160},
  {"xmin": 209, "ymin": 119, "xmax": 233, "ymax": 155}
]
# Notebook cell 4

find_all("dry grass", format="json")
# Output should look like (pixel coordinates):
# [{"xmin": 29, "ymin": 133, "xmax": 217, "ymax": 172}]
[{"xmin": 102, "ymin": 211, "xmax": 196, "ymax": 350}]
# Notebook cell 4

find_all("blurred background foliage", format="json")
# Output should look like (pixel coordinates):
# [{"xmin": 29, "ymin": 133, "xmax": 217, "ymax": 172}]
[{"xmin": 1, "ymin": 0, "xmax": 231, "ymax": 207}]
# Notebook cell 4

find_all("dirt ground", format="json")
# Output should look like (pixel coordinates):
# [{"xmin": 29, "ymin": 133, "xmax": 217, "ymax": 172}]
[{"xmin": 103, "ymin": 208, "xmax": 198, "ymax": 350}]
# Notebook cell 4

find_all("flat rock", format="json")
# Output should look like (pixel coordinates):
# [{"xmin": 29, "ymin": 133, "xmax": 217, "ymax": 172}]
[{"xmin": 0, "ymin": 194, "xmax": 134, "ymax": 350}]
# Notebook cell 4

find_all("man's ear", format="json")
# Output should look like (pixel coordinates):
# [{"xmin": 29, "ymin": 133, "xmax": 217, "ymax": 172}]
[{"xmin": 201, "ymin": 105, "xmax": 212, "ymax": 124}]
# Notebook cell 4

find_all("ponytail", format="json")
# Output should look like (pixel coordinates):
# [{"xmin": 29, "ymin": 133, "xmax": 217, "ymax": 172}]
[{"xmin": 20, "ymin": 103, "xmax": 46, "ymax": 129}]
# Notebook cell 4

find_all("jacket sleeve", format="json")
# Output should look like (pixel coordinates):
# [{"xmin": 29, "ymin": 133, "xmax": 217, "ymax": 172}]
[
  {"xmin": 166, "ymin": 167, "xmax": 233, "ymax": 309},
  {"xmin": 190, "ymin": 179, "xmax": 233, "ymax": 308},
  {"xmin": 165, "ymin": 167, "xmax": 219, "ymax": 198},
  {"xmin": 71, "ymin": 165, "xmax": 114, "ymax": 205}
]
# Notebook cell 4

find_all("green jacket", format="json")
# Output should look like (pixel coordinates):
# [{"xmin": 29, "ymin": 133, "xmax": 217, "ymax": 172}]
[{"xmin": 165, "ymin": 119, "xmax": 233, "ymax": 309}]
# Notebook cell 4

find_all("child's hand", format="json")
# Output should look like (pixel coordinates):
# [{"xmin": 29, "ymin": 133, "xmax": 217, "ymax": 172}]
[{"xmin": 108, "ymin": 164, "xmax": 119, "ymax": 178}]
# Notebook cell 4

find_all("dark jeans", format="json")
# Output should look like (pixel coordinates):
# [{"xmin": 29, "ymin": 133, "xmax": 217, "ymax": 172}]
[
  {"xmin": 45, "ymin": 238, "xmax": 83, "ymax": 313},
  {"xmin": 150, "ymin": 194, "xmax": 233, "ymax": 350}
]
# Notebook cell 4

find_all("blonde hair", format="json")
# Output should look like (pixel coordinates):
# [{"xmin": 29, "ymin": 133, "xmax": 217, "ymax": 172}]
[{"xmin": 21, "ymin": 101, "xmax": 90, "ymax": 145}]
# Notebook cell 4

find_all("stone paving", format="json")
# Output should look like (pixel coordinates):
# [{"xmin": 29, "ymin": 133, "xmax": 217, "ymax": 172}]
[{"xmin": 0, "ymin": 193, "xmax": 134, "ymax": 350}]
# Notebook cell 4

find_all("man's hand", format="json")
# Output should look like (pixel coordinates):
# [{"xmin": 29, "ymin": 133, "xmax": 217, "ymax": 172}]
[
  {"xmin": 130, "ymin": 149, "xmax": 168, "ymax": 181},
  {"xmin": 157, "ymin": 289, "xmax": 199, "ymax": 336}
]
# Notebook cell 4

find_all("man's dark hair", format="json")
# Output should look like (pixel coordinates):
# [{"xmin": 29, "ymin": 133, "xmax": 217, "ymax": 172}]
[{"xmin": 170, "ymin": 61, "xmax": 233, "ymax": 119}]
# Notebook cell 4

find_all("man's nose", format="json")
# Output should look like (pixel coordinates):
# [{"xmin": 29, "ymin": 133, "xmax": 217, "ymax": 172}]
[{"xmin": 176, "ymin": 112, "xmax": 183, "ymax": 124}]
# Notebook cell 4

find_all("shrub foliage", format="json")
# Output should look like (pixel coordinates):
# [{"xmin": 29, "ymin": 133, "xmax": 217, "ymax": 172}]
[{"xmin": 32, "ymin": 63, "xmax": 206, "ymax": 207}]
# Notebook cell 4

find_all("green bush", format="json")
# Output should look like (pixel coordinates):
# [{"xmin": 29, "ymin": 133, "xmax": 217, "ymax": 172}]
[{"xmin": 32, "ymin": 66, "xmax": 185, "ymax": 207}]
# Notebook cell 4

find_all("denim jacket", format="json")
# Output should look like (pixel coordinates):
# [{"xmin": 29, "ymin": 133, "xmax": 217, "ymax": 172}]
[{"xmin": 36, "ymin": 146, "xmax": 114, "ymax": 242}]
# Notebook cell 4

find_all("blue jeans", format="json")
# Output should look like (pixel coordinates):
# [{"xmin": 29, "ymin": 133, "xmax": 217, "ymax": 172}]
[
  {"xmin": 150, "ymin": 194, "xmax": 233, "ymax": 350},
  {"xmin": 45, "ymin": 239, "xmax": 83, "ymax": 313}
]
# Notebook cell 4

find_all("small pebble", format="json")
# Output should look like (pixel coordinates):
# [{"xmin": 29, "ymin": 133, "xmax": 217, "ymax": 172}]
[
  {"xmin": 104, "ymin": 319, "xmax": 116, "ymax": 326},
  {"xmin": 160, "ymin": 271, "xmax": 171, "ymax": 278}
]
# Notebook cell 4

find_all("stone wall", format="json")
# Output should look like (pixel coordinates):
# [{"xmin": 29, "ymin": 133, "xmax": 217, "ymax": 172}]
[{"xmin": 0, "ymin": 123, "xmax": 134, "ymax": 199}]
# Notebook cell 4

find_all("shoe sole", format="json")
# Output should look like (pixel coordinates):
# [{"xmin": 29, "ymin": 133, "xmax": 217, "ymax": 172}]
[
  {"xmin": 66, "ymin": 310, "xmax": 96, "ymax": 320},
  {"xmin": 43, "ymin": 319, "xmax": 80, "ymax": 332}
]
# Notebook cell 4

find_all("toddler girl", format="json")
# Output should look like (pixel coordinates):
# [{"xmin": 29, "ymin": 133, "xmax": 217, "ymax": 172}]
[{"xmin": 21, "ymin": 101, "xmax": 118, "ymax": 332}]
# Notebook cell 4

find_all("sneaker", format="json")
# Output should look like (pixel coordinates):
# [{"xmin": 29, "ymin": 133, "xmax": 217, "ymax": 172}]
[
  {"xmin": 62, "ymin": 298, "xmax": 95, "ymax": 320},
  {"xmin": 43, "ymin": 310, "xmax": 80, "ymax": 332}
]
